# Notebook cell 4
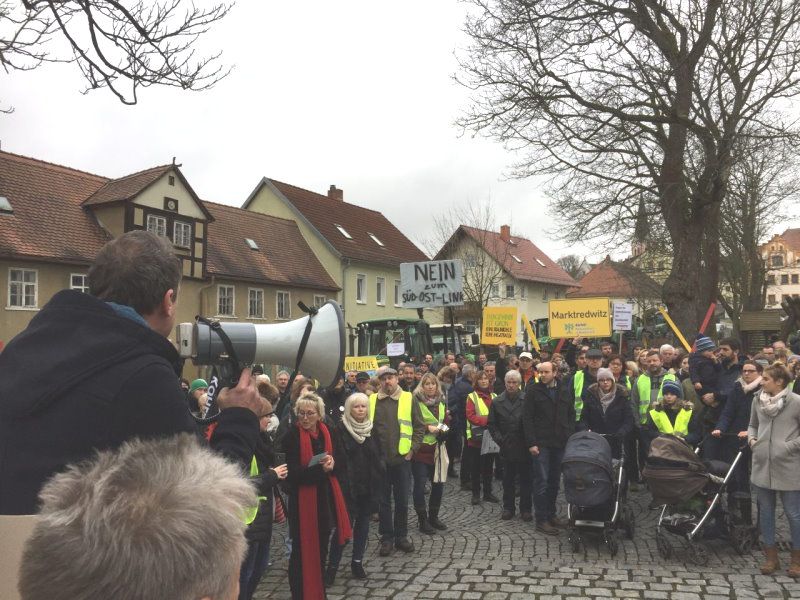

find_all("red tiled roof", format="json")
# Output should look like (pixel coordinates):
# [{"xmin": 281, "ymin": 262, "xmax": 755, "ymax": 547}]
[
  {"xmin": 204, "ymin": 201, "xmax": 339, "ymax": 291},
  {"xmin": 0, "ymin": 151, "xmax": 111, "ymax": 265},
  {"xmin": 567, "ymin": 257, "xmax": 661, "ymax": 299},
  {"xmin": 779, "ymin": 228, "xmax": 800, "ymax": 251},
  {"xmin": 260, "ymin": 179, "xmax": 428, "ymax": 267},
  {"xmin": 82, "ymin": 165, "xmax": 171, "ymax": 206},
  {"xmin": 438, "ymin": 225, "xmax": 578, "ymax": 287}
]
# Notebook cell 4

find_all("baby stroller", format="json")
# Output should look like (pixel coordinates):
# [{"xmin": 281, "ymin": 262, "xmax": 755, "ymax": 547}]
[
  {"xmin": 562, "ymin": 431, "xmax": 635, "ymax": 556},
  {"xmin": 643, "ymin": 434, "xmax": 758, "ymax": 565}
]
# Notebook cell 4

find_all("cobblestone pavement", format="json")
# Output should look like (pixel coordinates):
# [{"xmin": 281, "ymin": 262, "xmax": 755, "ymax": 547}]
[{"xmin": 255, "ymin": 475, "xmax": 798, "ymax": 599}]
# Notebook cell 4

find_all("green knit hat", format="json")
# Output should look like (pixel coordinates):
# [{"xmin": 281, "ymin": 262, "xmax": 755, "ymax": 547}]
[{"xmin": 189, "ymin": 379, "xmax": 208, "ymax": 394}]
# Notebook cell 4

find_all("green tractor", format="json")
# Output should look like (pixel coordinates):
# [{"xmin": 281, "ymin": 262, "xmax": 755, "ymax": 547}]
[{"xmin": 354, "ymin": 318, "xmax": 433, "ymax": 368}]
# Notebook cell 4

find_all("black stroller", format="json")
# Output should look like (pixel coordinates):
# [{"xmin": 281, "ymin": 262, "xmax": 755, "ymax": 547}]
[
  {"xmin": 562, "ymin": 431, "xmax": 635, "ymax": 556},
  {"xmin": 643, "ymin": 434, "xmax": 758, "ymax": 565}
]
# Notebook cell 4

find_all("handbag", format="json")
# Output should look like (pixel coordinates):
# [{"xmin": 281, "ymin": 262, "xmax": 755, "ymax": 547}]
[
  {"xmin": 433, "ymin": 442, "xmax": 450, "ymax": 483},
  {"xmin": 480, "ymin": 429, "xmax": 500, "ymax": 455}
]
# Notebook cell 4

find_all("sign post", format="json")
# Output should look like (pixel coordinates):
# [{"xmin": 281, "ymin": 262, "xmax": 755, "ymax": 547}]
[{"xmin": 548, "ymin": 297, "xmax": 612, "ymax": 339}]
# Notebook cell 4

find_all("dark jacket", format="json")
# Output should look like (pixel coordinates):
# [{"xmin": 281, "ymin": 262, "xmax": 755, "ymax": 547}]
[
  {"xmin": 332, "ymin": 422, "xmax": 384, "ymax": 514},
  {"xmin": 321, "ymin": 385, "xmax": 348, "ymax": 422},
  {"xmin": 0, "ymin": 290, "xmax": 259, "ymax": 515},
  {"xmin": 687, "ymin": 399, "xmax": 726, "ymax": 447},
  {"xmin": 688, "ymin": 352, "xmax": 721, "ymax": 398},
  {"xmin": 716, "ymin": 378, "xmax": 761, "ymax": 434},
  {"xmin": 446, "ymin": 375, "xmax": 473, "ymax": 417},
  {"xmin": 715, "ymin": 359, "xmax": 743, "ymax": 404},
  {"xmin": 487, "ymin": 390, "xmax": 529, "ymax": 461},
  {"xmin": 246, "ymin": 431, "xmax": 279, "ymax": 542},
  {"xmin": 522, "ymin": 380, "xmax": 576, "ymax": 450},
  {"xmin": 578, "ymin": 383, "xmax": 635, "ymax": 439}
]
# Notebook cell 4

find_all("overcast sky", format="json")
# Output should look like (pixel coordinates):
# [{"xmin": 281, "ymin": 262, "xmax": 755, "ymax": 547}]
[{"xmin": 2, "ymin": 1, "xmax": 797, "ymax": 263}]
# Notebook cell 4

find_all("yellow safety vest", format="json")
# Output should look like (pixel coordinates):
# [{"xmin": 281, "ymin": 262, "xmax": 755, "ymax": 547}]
[
  {"xmin": 420, "ymin": 401, "xmax": 446, "ymax": 445},
  {"xmin": 636, "ymin": 373, "xmax": 677, "ymax": 424},
  {"xmin": 465, "ymin": 391, "xmax": 493, "ymax": 440},
  {"xmin": 370, "ymin": 391, "xmax": 414, "ymax": 454},
  {"xmin": 244, "ymin": 455, "xmax": 267, "ymax": 525},
  {"xmin": 573, "ymin": 371, "xmax": 587, "ymax": 421},
  {"xmin": 649, "ymin": 408, "xmax": 692, "ymax": 437}
]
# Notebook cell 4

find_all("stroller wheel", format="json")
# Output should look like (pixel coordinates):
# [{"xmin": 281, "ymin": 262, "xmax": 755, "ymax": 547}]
[
  {"xmin": 686, "ymin": 541, "xmax": 709, "ymax": 566},
  {"xmin": 606, "ymin": 531, "xmax": 619, "ymax": 557},
  {"xmin": 568, "ymin": 529, "xmax": 581, "ymax": 553},
  {"xmin": 623, "ymin": 507, "xmax": 636, "ymax": 540},
  {"xmin": 656, "ymin": 531, "xmax": 672, "ymax": 559}
]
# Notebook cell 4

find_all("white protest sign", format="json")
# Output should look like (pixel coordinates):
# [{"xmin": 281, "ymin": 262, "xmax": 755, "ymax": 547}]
[
  {"xmin": 387, "ymin": 342, "xmax": 406, "ymax": 357},
  {"xmin": 612, "ymin": 302, "xmax": 634, "ymax": 331},
  {"xmin": 399, "ymin": 260, "xmax": 464, "ymax": 308}
]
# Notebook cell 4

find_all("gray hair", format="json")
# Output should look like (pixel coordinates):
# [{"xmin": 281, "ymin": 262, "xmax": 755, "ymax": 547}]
[
  {"xmin": 505, "ymin": 369, "xmax": 522, "ymax": 383},
  {"xmin": 660, "ymin": 344, "xmax": 675, "ymax": 353},
  {"xmin": 484, "ymin": 361, "xmax": 496, "ymax": 367},
  {"xmin": 294, "ymin": 392, "xmax": 326, "ymax": 418},
  {"xmin": 19, "ymin": 434, "xmax": 255, "ymax": 600},
  {"xmin": 277, "ymin": 369, "xmax": 291, "ymax": 377},
  {"xmin": 462, "ymin": 364, "xmax": 476, "ymax": 378}
]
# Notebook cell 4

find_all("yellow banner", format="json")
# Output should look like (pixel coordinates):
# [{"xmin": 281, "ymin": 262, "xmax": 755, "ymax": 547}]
[
  {"xmin": 481, "ymin": 306, "xmax": 518, "ymax": 345},
  {"xmin": 548, "ymin": 297, "xmax": 611, "ymax": 338},
  {"xmin": 344, "ymin": 356, "xmax": 379, "ymax": 373},
  {"xmin": 521, "ymin": 313, "xmax": 541, "ymax": 352}
]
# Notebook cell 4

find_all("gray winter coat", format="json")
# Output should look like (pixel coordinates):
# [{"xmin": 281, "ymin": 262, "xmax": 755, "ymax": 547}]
[{"xmin": 748, "ymin": 390, "xmax": 800, "ymax": 491}]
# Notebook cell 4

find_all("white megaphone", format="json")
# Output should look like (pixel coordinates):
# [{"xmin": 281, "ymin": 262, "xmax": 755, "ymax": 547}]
[{"xmin": 176, "ymin": 300, "xmax": 345, "ymax": 389}]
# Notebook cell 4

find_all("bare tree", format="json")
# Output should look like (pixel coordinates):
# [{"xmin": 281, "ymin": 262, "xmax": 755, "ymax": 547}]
[
  {"xmin": 423, "ymin": 201, "xmax": 513, "ymax": 331},
  {"xmin": 556, "ymin": 254, "xmax": 584, "ymax": 280},
  {"xmin": 458, "ymin": 0, "xmax": 800, "ymax": 334},
  {"xmin": 718, "ymin": 137, "xmax": 800, "ymax": 335},
  {"xmin": 1, "ymin": 0, "xmax": 231, "ymax": 108}
]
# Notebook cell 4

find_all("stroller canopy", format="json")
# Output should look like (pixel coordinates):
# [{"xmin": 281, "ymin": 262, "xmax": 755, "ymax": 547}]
[
  {"xmin": 643, "ymin": 434, "xmax": 709, "ymax": 506},
  {"xmin": 562, "ymin": 431, "xmax": 613, "ymax": 475}
]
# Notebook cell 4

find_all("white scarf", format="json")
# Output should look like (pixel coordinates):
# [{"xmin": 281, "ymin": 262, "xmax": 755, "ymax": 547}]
[
  {"xmin": 759, "ymin": 386, "xmax": 789, "ymax": 418},
  {"xmin": 740, "ymin": 376, "xmax": 762, "ymax": 394},
  {"xmin": 342, "ymin": 410, "xmax": 373, "ymax": 444}
]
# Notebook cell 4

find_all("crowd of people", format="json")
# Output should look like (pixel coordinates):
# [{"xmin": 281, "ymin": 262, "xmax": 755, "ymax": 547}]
[{"xmin": 3, "ymin": 231, "xmax": 800, "ymax": 600}]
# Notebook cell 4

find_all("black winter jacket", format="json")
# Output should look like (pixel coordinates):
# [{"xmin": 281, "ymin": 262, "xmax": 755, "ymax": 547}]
[
  {"xmin": 246, "ymin": 432, "xmax": 279, "ymax": 542},
  {"xmin": 0, "ymin": 290, "xmax": 259, "ymax": 515},
  {"xmin": 578, "ymin": 383, "xmax": 635, "ymax": 439},
  {"xmin": 487, "ymin": 390, "xmax": 529, "ymax": 461},
  {"xmin": 522, "ymin": 380, "xmax": 576, "ymax": 450},
  {"xmin": 332, "ymin": 422, "xmax": 385, "ymax": 514},
  {"xmin": 716, "ymin": 379, "xmax": 761, "ymax": 435}
]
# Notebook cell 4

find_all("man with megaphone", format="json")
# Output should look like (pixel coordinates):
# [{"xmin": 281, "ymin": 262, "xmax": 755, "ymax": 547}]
[{"xmin": 0, "ymin": 231, "xmax": 264, "ymax": 516}]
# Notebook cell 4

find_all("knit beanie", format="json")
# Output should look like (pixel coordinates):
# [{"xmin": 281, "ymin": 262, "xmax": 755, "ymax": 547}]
[
  {"xmin": 189, "ymin": 378, "xmax": 208, "ymax": 394},
  {"xmin": 694, "ymin": 334, "xmax": 716, "ymax": 353},
  {"xmin": 597, "ymin": 367, "xmax": 614, "ymax": 381},
  {"xmin": 662, "ymin": 379, "xmax": 683, "ymax": 399}
]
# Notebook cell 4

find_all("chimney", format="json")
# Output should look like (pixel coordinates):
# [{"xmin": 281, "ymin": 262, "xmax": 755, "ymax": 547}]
[
  {"xmin": 328, "ymin": 185, "xmax": 343, "ymax": 201},
  {"xmin": 500, "ymin": 224, "xmax": 511, "ymax": 242}
]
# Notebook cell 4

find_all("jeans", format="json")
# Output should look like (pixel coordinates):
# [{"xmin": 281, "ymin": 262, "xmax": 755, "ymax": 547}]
[
  {"xmin": 531, "ymin": 447, "xmax": 564, "ymax": 524},
  {"xmin": 411, "ymin": 460, "xmax": 444, "ymax": 508},
  {"xmin": 238, "ymin": 539, "xmax": 271, "ymax": 600},
  {"xmin": 755, "ymin": 485, "xmax": 800, "ymax": 549},
  {"xmin": 328, "ymin": 495, "xmax": 372, "ymax": 568},
  {"xmin": 379, "ymin": 461, "xmax": 411, "ymax": 542},
  {"xmin": 502, "ymin": 457, "xmax": 532, "ymax": 514}
]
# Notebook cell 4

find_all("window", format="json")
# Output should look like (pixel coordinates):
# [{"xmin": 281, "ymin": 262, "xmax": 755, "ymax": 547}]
[
  {"xmin": 245, "ymin": 238, "xmax": 259, "ymax": 250},
  {"xmin": 368, "ymin": 233, "xmax": 385, "ymax": 247},
  {"xmin": 520, "ymin": 285, "xmax": 526, "ymax": 299},
  {"xmin": 146, "ymin": 214, "xmax": 167, "ymax": 237},
  {"xmin": 356, "ymin": 274, "xmax": 366, "ymax": 304},
  {"xmin": 781, "ymin": 274, "xmax": 790, "ymax": 285},
  {"xmin": 248, "ymin": 289, "xmax": 264, "ymax": 319},
  {"xmin": 335, "ymin": 224, "xmax": 353, "ymax": 239},
  {"xmin": 793, "ymin": 274, "xmax": 799, "ymax": 285},
  {"xmin": 277, "ymin": 291, "xmax": 291, "ymax": 319},
  {"xmin": 465, "ymin": 318, "xmax": 478, "ymax": 333},
  {"xmin": 217, "ymin": 285, "xmax": 234, "ymax": 316},
  {"xmin": 783, "ymin": 294, "xmax": 791, "ymax": 301},
  {"xmin": 168, "ymin": 175, "xmax": 175, "ymax": 186},
  {"xmin": 8, "ymin": 268, "xmax": 37, "ymax": 308},
  {"xmin": 394, "ymin": 280, "xmax": 402, "ymax": 307},
  {"xmin": 555, "ymin": 290, "xmax": 561, "ymax": 299},
  {"xmin": 535, "ymin": 258, "xmax": 546, "ymax": 267},
  {"xmin": 70, "ymin": 273, "xmax": 89, "ymax": 293},
  {"xmin": 772, "ymin": 255, "xmax": 784, "ymax": 267},
  {"xmin": 173, "ymin": 221, "xmax": 191, "ymax": 248},
  {"xmin": 464, "ymin": 255, "xmax": 477, "ymax": 268},
  {"xmin": 542, "ymin": 287, "xmax": 548, "ymax": 301},
  {"xmin": 768, "ymin": 294, "xmax": 776, "ymax": 305},
  {"xmin": 767, "ymin": 275, "xmax": 776, "ymax": 285},
  {"xmin": 490, "ymin": 282, "xmax": 500, "ymax": 298},
  {"xmin": 313, "ymin": 295, "xmax": 327, "ymax": 308},
  {"xmin": 376, "ymin": 277, "xmax": 385, "ymax": 305},
  {"xmin": 506, "ymin": 284, "xmax": 515, "ymax": 299},
  {"xmin": 511, "ymin": 254, "xmax": 522, "ymax": 263}
]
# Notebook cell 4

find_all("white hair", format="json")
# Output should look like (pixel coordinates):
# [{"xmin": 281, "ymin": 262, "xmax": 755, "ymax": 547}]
[
  {"xmin": 505, "ymin": 369, "xmax": 522, "ymax": 383},
  {"xmin": 660, "ymin": 344, "xmax": 675, "ymax": 353},
  {"xmin": 294, "ymin": 392, "xmax": 326, "ymax": 418},
  {"xmin": 19, "ymin": 434, "xmax": 256, "ymax": 600},
  {"xmin": 256, "ymin": 373, "xmax": 272, "ymax": 385}
]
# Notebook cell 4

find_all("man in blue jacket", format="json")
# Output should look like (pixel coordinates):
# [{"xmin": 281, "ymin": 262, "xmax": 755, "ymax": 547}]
[{"xmin": 0, "ymin": 231, "xmax": 263, "ymax": 515}]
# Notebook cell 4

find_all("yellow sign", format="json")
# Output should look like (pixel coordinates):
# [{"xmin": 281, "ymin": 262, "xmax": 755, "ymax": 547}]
[
  {"xmin": 344, "ymin": 356, "xmax": 379, "ymax": 373},
  {"xmin": 481, "ymin": 307, "xmax": 518, "ymax": 344},
  {"xmin": 548, "ymin": 297, "xmax": 611, "ymax": 338},
  {"xmin": 521, "ymin": 313, "xmax": 541, "ymax": 352}
]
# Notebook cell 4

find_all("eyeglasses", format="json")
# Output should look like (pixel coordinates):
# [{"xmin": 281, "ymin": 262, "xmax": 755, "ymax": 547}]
[
  {"xmin": 742, "ymin": 369, "xmax": 758, "ymax": 373},
  {"xmin": 297, "ymin": 411, "xmax": 318, "ymax": 418}
]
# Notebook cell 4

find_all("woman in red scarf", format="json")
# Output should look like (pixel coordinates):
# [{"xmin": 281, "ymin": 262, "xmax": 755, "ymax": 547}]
[
  {"xmin": 466, "ymin": 370, "xmax": 499, "ymax": 505},
  {"xmin": 285, "ymin": 393, "xmax": 352, "ymax": 599}
]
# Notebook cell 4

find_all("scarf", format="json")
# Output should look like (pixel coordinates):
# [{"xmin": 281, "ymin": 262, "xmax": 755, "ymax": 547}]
[
  {"xmin": 740, "ymin": 376, "xmax": 762, "ymax": 394},
  {"xmin": 297, "ymin": 422, "xmax": 352, "ymax": 599},
  {"xmin": 342, "ymin": 410, "xmax": 373, "ymax": 444},
  {"xmin": 599, "ymin": 387, "xmax": 616, "ymax": 414},
  {"xmin": 759, "ymin": 386, "xmax": 789, "ymax": 418}
]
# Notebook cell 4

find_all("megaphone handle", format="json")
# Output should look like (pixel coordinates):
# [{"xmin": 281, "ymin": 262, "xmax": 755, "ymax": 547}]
[{"xmin": 193, "ymin": 316, "xmax": 244, "ymax": 424}]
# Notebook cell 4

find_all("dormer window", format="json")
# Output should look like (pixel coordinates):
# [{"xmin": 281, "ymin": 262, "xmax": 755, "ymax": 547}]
[
  {"xmin": 0, "ymin": 196, "xmax": 12, "ymax": 214},
  {"xmin": 335, "ymin": 224, "xmax": 353, "ymax": 239},
  {"xmin": 535, "ymin": 258, "xmax": 546, "ymax": 267},
  {"xmin": 368, "ymin": 232, "xmax": 385, "ymax": 247},
  {"xmin": 246, "ymin": 238, "xmax": 259, "ymax": 250},
  {"xmin": 511, "ymin": 254, "xmax": 522, "ymax": 263}
]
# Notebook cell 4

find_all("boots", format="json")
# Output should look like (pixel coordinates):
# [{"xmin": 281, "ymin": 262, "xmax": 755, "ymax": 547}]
[
  {"xmin": 429, "ymin": 503, "xmax": 448, "ymax": 530},
  {"xmin": 415, "ymin": 506, "xmax": 436, "ymax": 534},
  {"xmin": 483, "ymin": 477, "xmax": 499, "ymax": 503},
  {"xmin": 788, "ymin": 549, "xmax": 800, "ymax": 578},
  {"xmin": 761, "ymin": 546, "xmax": 780, "ymax": 575},
  {"xmin": 324, "ymin": 563, "xmax": 338, "ymax": 587}
]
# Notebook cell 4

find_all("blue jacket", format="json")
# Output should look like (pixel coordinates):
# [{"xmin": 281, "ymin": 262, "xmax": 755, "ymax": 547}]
[
  {"xmin": 447, "ymin": 376, "xmax": 474, "ymax": 418},
  {"xmin": 688, "ymin": 353, "xmax": 720, "ymax": 397},
  {"xmin": 715, "ymin": 359, "xmax": 743, "ymax": 404},
  {"xmin": 716, "ymin": 379, "xmax": 761, "ymax": 434}
]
